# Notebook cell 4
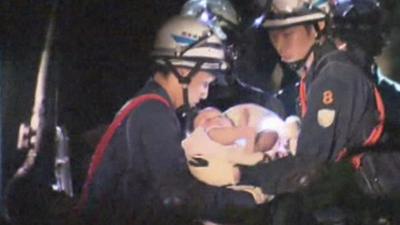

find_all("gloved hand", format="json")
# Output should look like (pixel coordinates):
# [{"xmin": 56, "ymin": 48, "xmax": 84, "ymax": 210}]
[
  {"xmin": 240, "ymin": 156, "xmax": 324, "ymax": 195},
  {"xmin": 282, "ymin": 115, "xmax": 301, "ymax": 156},
  {"xmin": 226, "ymin": 185, "xmax": 274, "ymax": 204}
]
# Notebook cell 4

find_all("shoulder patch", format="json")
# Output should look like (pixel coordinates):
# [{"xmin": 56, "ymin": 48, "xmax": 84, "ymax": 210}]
[
  {"xmin": 322, "ymin": 90, "xmax": 334, "ymax": 105},
  {"xmin": 317, "ymin": 109, "xmax": 335, "ymax": 128}
]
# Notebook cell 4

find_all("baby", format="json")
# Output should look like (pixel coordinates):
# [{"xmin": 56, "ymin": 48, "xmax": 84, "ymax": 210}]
[
  {"xmin": 182, "ymin": 104, "xmax": 288, "ymax": 187},
  {"xmin": 193, "ymin": 107, "xmax": 280, "ymax": 157}
]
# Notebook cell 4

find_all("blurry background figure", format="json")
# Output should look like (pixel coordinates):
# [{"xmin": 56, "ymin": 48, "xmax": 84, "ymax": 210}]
[
  {"xmin": 374, "ymin": 0, "xmax": 400, "ymax": 82},
  {"xmin": 330, "ymin": 0, "xmax": 400, "ymax": 144},
  {"xmin": 180, "ymin": 0, "xmax": 286, "ymax": 120}
]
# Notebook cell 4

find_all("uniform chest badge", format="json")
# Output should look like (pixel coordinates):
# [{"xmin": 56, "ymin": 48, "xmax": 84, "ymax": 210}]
[{"xmin": 317, "ymin": 109, "xmax": 336, "ymax": 128}]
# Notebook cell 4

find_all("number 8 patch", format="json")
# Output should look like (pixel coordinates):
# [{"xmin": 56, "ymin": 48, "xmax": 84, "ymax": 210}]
[{"xmin": 322, "ymin": 90, "xmax": 334, "ymax": 105}]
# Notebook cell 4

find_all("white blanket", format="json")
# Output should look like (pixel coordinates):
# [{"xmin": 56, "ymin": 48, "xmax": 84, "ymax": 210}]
[{"xmin": 182, "ymin": 103, "xmax": 300, "ymax": 187}]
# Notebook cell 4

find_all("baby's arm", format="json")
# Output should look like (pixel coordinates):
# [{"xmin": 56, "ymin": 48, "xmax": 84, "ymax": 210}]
[
  {"xmin": 207, "ymin": 126, "xmax": 265, "ymax": 165},
  {"xmin": 207, "ymin": 126, "xmax": 256, "ymax": 148}
]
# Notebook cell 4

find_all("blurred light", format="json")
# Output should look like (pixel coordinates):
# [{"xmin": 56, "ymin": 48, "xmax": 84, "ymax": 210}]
[
  {"xmin": 377, "ymin": 67, "xmax": 400, "ymax": 91},
  {"xmin": 200, "ymin": 10, "xmax": 211, "ymax": 23},
  {"xmin": 253, "ymin": 15, "xmax": 265, "ymax": 28}
]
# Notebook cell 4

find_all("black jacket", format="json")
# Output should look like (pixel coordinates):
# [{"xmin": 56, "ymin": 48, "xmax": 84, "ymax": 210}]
[
  {"xmin": 202, "ymin": 78, "xmax": 286, "ymax": 117},
  {"xmin": 80, "ymin": 80, "xmax": 259, "ymax": 225},
  {"xmin": 241, "ymin": 41, "xmax": 383, "ymax": 195}
]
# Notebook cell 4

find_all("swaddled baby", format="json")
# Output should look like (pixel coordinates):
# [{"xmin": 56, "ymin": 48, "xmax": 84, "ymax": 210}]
[{"xmin": 182, "ymin": 103, "xmax": 296, "ymax": 187}]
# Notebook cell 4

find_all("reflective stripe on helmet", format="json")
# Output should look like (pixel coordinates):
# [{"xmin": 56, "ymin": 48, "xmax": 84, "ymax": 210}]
[
  {"xmin": 263, "ymin": 12, "xmax": 326, "ymax": 28},
  {"xmin": 151, "ymin": 16, "xmax": 230, "ymax": 74},
  {"xmin": 155, "ymin": 58, "xmax": 228, "ymax": 71},
  {"xmin": 258, "ymin": 0, "xmax": 330, "ymax": 29}
]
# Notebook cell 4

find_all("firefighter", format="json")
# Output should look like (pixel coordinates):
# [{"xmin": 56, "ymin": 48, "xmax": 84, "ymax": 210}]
[
  {"xmin": 329, "ymin": 1, "xmax": 400, "ymax": 222},
  {"xmin": 331, "ymin": 0, "xmax": 400, "ymax": 145},
  {"xmin": 77, "ymin": 15, "xmax": 267, "ymax": 225},
  {"xmin": 239, "ymin": 0, "xmax": 387, "ymax": 223}
]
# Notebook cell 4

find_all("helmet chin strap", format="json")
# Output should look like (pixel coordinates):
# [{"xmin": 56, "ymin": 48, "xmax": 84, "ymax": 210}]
[
  {"xmin": 286, "ymin": 44, "xmax": 315, "ymax": 71},
  {"xmin": 163, "ymin": 59, "xmax": 204, "ymax": 133},
  {"xmin": 287, "ymin": 22, "xmax": 325, "ymax": 71}
]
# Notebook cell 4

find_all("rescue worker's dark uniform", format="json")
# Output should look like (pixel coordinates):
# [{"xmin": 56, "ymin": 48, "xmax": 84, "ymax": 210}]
[
  {"xmin": 237, "ymin": 41, "xmax": 386, "ymax": 225},
  {"xmin": 201, "ymin": 78, "xmax": 286, "ymax": 116},
  {"xmin": 241, "ymin": 41, "xmax": 384, "ymax": 194},
  {"xmin": 296, "ymin": 43, "xmax": 384, "ymax": 162},
  {"xmin": 79, "ymin": 80, "xmax": 260, "ymax": 225}
]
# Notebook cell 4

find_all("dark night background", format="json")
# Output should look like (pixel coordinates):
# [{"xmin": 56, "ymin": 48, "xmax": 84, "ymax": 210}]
[
  {"xmin": 1, "ymin": 0, "xmax": 400, "ymax": 218},
  {"xmin": 1, "ymin": 0, "xmax": 284, "ymax": 197}
]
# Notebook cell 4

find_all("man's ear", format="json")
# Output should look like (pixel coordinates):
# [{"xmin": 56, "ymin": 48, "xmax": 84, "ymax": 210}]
[
  {"xmin": 317, "ymin": 21, "xmax": 326, "ymax": 32},
  {"xmin": 312, "ymin": 21, "xmax": 326, "ymax": 38}
]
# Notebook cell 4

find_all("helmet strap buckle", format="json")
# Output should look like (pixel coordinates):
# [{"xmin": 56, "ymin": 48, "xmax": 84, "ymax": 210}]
[{"xmin": 163, "ymin": 59, "xmax": 205, "ymax": 113}]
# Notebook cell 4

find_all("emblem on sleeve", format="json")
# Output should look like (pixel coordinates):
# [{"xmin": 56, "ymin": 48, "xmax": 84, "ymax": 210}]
[
  {"xmin": 317, "ymin": 109, "xmax": 335, "ymax": 128},
  {"xmin": 322, "ymin": 90, "xmax": 334, "ymax": 105}
]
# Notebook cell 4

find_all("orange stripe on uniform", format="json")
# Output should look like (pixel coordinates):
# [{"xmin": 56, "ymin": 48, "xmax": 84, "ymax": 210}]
[
  {"xmin": 363, "ymin": 87, "xmax": 385, "ymax": 146},
  {"xmin": 299, "ymin": 77, "xmax": 308, "ymax": 118},
  {"xmin": 351, "ymin": 87, "xmax": 385, "ymax": 169}
]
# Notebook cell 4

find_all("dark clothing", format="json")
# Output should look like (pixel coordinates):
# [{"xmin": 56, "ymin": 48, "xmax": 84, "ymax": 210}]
[
  {"xmin": 241, "ymin": 41, "xmax": 383, "ymax": 195},
  {"xmin": 275, "ymin": 81, "xmax": 299, "ymax": 118},
  {"xmin": 273, "ymin": 62, "xmax": 301, "ymax": 117},
  {"xmin": 342, "ymin": 46, "xmax": 400, "ymax": 145},
  {"xmin": 296, "ymin": 43, "xmax": 382, "ymax": 161},
  {"xmin": 373, "ymin": 70, "xmax": 400, "ymax": 146},
  {"xmin": 202, "ymin": 78, "xmax": 286, "ymax": 117},
  {"xmin": 80, "ymin": 80, "xmax": 259, "ymax": 225}
]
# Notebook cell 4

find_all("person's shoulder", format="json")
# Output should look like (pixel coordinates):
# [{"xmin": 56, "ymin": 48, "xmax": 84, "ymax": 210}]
[
  {"xmin": 316, "ymin": 50, "xmax": 369, "ymax": 82},
  {"xmin": 314, "ymin": 41, "xmax": 349, "ymax": 67},
  {"xmin": 235, "ymin": 79, "xmax": 265, "ymax": 96},
  {"xmin": 316, "ymin": 49, "xmax": 353, "ymax": 72},
  {"xmin": 120, "ymin": 94, "xmax": 173, "ymax": 120}
]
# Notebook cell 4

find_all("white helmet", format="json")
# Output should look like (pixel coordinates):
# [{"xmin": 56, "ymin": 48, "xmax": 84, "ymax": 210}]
[
  {"xmin": 180, "ymin": 0, "xmax": 240, "ymax": 41},
  {"xmin": 260, "ymin": 0, "xmax": 330, "ymax": 29},
  {"xmin": 151, "ymin": 15, "xmax": 229, "ymax": 78}
]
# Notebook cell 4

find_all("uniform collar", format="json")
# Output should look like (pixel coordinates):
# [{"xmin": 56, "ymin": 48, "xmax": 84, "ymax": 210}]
[
  {"xmin": 297, "ymin": 52, "xmax": 315, "ymax": 79},
  {"xmin": 299, "ymin": 40, "xmax": 337, "ymax": 82},
  {"xmin": 139, "ymin": 78, "xmax": 175, "ymax": 108}
]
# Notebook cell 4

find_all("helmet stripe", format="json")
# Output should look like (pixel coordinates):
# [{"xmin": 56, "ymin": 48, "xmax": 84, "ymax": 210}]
[
  {"xmin": 172, "ymin": 34, "xmax": 197, "ymax": 46},
  {"xmin": 263, "ymin": 13, "xmax": 326, "ymax": 28}
]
